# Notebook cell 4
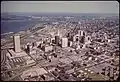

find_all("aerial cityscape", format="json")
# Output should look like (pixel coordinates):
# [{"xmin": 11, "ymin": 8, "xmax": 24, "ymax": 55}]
[{"xmin": 1, "ymin": 1, "xmax": 119, "ymax": 81}]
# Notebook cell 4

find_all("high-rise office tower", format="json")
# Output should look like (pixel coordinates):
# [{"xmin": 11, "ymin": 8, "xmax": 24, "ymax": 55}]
[
  {"xmin": 78, "ymin": 30, "xmax": 81, "ymax": 36},
  {"xmin": 57, "ymin": 29, "xmax": 62, "ymax": 39},
  {"xmin": 78, "ymin": 30, "xmax": 86, "ymax": 44},
  {"xmin": 68, "ymin": 41, "xmax": 73, "ymax": 47},
  {"xmin": 27, "ymin": 44, "xmax": 30, "ymax": 54},
  {"xmin": 78, "ymin": 30, "xmax": 85, "ymax": 36},
  {"xmin": 55, "ymin": 36, "xmax": 59, "ymax": 45},
  {"xmin": 55, "ymin": 29, "xmax": 60, "ymax": 45},
  {"xmin": 13, "ymin": 35, "xmax": 21, "ymax": 52},
  {"xmin": 61, "ymin": 38, "xmax": 68, "ymax": 47},
  {"xmin": 80, "ymin": 36, "xmax": 85, "ymax": 44}
]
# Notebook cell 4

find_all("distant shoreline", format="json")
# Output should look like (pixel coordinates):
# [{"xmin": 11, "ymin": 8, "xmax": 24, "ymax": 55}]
[
  {"xmin": 1, "ymin": 32, "xmax": 14, "ymax": 36},
  {"xmin": 1, "ymin": 23, "xmax": 45, "ymax": 39}
]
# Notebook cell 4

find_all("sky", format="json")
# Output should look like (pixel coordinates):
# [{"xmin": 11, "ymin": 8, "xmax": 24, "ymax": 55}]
[{"xmin": 1, "ymin": 1, "xmax": 119, "ymax": 13}]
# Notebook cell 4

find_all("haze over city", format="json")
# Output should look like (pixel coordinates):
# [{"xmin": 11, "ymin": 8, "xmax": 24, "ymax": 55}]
[{"xmin": 1, "ymin": 1, "xmax": 119, "ymax": 13}]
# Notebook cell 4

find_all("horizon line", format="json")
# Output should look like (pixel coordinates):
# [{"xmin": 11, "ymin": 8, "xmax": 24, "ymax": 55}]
[{"xmin": 1, "ymin": 12, "xmax": 119, "ymax": 14}]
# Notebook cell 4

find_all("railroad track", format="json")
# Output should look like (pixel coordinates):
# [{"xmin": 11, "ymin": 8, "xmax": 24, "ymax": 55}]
[
  {"xmin": 1, "ymin": 63, "xmax": 36, "ymax": 73},
  {"xmin": 1, "ymin": 50, "xmax": 7, "ymax": 66}
]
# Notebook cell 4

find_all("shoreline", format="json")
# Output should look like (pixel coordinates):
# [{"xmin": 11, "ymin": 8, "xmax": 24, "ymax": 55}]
[
  {"xmin": 1, "ymin": 32, "xmax": 14, "ymax": 36},
  {"xmin": 1, "ymin": 23, "xmax": 45, "ymax": 39}
]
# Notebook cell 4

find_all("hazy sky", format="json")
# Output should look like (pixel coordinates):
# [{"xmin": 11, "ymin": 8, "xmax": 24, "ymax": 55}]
[{"xmin": 1, "ymin": 1, "xmax": 119, "ymax": 13}]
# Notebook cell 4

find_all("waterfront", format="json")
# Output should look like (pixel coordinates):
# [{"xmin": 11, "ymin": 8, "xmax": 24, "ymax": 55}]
[{"xmin": 1, "ymin": 20, "xmax": 39, "ymax": 34}]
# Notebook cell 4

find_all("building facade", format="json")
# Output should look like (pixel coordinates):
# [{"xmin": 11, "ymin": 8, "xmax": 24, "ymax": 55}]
[
  {"xmin": 62, "ymin": 38, "xmax": 68, "ymax": 48},
  {"xmin": 55, "ymin": 36, "xmax": 59, "ymax": 45},
  {"xmin": 13, "ymin": 35, "xmax": 21, "ymax": 53}
]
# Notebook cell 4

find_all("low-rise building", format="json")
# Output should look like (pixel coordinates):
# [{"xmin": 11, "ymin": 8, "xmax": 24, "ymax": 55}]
[{"xmin": 42, "ymin": 45, "xmax": 53, "ymax": 52}]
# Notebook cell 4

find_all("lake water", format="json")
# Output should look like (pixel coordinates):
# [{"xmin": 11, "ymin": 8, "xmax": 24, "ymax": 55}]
[{"xmin": 1, "ymin": 20, "xmax": 40, "ymax": 34}]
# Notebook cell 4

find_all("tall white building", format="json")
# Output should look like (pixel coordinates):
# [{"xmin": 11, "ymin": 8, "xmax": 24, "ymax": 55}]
[
  {"xmin": 85, "ymin": 36, "xmax": 91, "ymax": 44},
  {"xmin": 62, "ymin": 38, "xmax": 68, "ymax": 47},
  {"xmin": 13, "ymin": 35, "xmax": 21, "ymax": 52},
  {"xmin": 78, "ymin": 30, "xmax": 85, "ymax": 36}
]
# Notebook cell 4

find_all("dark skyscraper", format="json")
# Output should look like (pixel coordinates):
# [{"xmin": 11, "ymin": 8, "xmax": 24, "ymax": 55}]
[{"xmin": 55, "ymin": 36, "xmax": 59, "ymax": 45}]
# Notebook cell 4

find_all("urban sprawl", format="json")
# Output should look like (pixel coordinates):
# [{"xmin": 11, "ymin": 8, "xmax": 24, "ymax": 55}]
[{"xmin": 1, "ymin": 15, "xmax": 119, "ymax": 81}]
